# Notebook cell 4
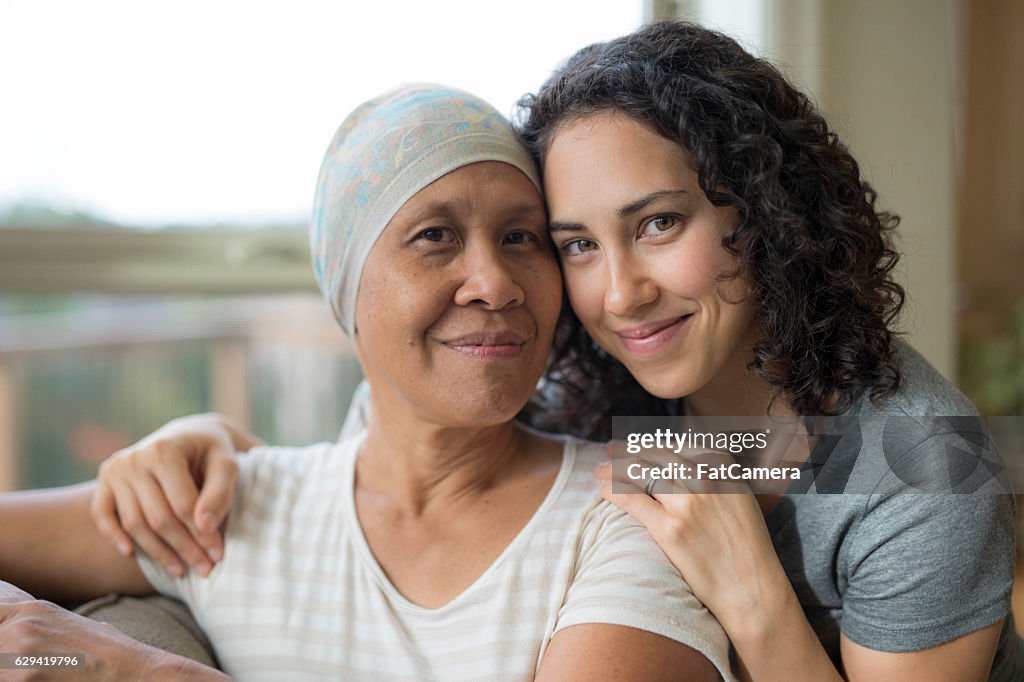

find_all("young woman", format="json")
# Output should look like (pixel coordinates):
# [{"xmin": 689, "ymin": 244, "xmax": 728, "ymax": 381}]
[{"xmin": 93, "ymin": 22, "xmax": 1021, "ymax": 681}]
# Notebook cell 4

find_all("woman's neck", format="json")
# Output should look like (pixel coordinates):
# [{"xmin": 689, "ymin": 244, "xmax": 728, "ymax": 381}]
[
  {"xmin": 358, "ymin": 396, "xmax": 530, "ymax": 517},
  {"xmin": 685, "ymin": 373, "xmax": 781, "ymax": 417},
  {"xmin": 684, "ymin": 337, "xmax": 795, "ymax": 419}
]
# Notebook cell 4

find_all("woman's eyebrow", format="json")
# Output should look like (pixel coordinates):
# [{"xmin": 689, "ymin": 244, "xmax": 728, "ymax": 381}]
[
  {"xmin": 402, "ymin": 200, "xmax": 544, "ymax": 227},
  {"xmin": 549, "ymin": 189, "xmax": 691, "ymax": 233},
  {"xmin": 548, "ymin": 220, "xmax": 586, "ymax": 234},
  {"xmin": 398, "ymin": 200, "xmax": 455, "ymax": 227},
  {"xmin": 618, "ymin": 190, "xmax": 689, "ymax": 218}
]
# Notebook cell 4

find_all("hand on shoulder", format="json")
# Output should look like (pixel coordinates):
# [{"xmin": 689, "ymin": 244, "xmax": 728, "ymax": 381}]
[{"xmin": 91, "ymin": 413, "xmax": 261, "ymax": 579}]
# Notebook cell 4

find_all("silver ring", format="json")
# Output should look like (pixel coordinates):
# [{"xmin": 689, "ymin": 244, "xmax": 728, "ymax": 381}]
[{"xmin": 644, "ymin": 478, "xmax": 657, "ymax": 497}]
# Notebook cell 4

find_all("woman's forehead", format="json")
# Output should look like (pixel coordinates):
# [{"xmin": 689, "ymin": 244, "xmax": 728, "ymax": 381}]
[{"xmin": 391, "ymin": 162, "xmax": 545, "ymax": 226}]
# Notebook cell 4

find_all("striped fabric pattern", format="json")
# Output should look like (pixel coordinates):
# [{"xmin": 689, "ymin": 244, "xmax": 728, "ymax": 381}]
[{"xmin": 137, "ymin": 437, "xmax": 732, "ymax": 681}]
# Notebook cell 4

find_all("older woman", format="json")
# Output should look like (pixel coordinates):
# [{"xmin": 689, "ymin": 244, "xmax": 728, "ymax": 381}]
[
  {"xmin": 0, "ymin": 84, "xmax": 730, "ymax": 680},
  {"xmin": 93, "ymin": 22, "xmax": 1021, "ymax": 681}
]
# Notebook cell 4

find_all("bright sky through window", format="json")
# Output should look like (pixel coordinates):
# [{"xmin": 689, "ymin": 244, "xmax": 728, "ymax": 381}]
[{"xmin": 0, "ymin": 1, "xmax": 640, "ymax": 227}]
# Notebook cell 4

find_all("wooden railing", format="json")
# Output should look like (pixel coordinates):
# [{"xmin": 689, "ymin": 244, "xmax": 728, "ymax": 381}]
[{"xmin": 0, "ymin": 295, "xmax": 356, "ymax": 491}]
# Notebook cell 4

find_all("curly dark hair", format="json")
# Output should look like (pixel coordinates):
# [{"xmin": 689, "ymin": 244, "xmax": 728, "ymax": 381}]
[{"xmin": 516, "ymin": 21, "xmax": 905, "ymax": 440}]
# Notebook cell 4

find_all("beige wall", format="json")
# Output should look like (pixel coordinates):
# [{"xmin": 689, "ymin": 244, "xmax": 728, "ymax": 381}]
[
  {"xmin": 770, "ymin": 0, "xmax": 959, "ymax": 377},
  {"xmin": 656, "ymin": 0, "xmax": 961, "ymax": 377}
]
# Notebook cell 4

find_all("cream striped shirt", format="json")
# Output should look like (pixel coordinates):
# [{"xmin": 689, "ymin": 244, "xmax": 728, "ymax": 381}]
[{"xmin": 137, "ymin": 436, "xmax": 732, "ymax": 681}]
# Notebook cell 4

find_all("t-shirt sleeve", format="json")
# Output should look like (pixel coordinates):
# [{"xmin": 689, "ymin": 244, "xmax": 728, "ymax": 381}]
[
  {"xmin": 135, "ymin": 548, "xmax": 185, "ymax": 600},
  {"xmin": 842, "ymin": 489, "xmax": 1015, "ymax": 651},
  {"xmin": 553, "ymin": 501, "xmax": 734, "ymax": 681}
]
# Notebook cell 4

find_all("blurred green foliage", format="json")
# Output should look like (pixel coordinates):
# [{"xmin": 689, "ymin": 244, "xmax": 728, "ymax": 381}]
[
  {"xmin": 960, "ymin": 301, "xmax": 1024, "ymax": 416},
  {"xmin": 20, "ymin": 343, "xmax": 211, "ymax": 488}
]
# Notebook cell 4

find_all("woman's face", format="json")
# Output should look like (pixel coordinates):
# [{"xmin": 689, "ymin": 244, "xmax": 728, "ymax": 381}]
[
  {"xmin": 543, "ymin": 112, "xmax": 756, "ymax": 402},
  {"xmin": 355, "ymin": 161, "xmax": 561, "ymax": 427}
]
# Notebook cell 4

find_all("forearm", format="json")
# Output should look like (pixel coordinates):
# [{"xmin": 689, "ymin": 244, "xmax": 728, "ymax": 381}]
[
  {"xmin": 726, "ymin": 581, "xmax": 843, "ymax": 682},
  {"xmin": 0, "ymin": 482, "xmax": 152, "ymax": 601}
]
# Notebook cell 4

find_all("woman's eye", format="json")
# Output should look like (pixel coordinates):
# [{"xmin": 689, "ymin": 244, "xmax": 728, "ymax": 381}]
[
  {"xmin": 504, "ymin": 231, "xmax": 535, "ymax": 245},
  {"xmin": 561, "ymin": 239, "xmax": 598, "ymax": 257},
  {"xmin": 419, "ymin": 227, "xmax": 456, "ymax": 243},
  {"xmin": 639, "ymin": 215, "xmax": 679, "ymax": 237}
]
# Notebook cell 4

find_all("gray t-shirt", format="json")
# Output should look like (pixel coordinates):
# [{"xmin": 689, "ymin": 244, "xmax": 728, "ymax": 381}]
[{"xmin": 766, "ymin": 343, "xmax": 1022, "ymax": 679}]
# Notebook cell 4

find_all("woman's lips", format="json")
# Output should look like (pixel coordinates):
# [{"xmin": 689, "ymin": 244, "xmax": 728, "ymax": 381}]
[
  {"xmin": 613, "ymin": 315, "xmax": 692, "ymax": 357},
  {"xmin": 442, "ymin": 331, "xmax": 527, "ymax": 359}
]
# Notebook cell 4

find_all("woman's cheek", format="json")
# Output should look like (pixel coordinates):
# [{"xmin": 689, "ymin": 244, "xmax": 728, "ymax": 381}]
[
  {"xmin": 563, "ymin": 268, "xmax": 604, "ymax": 323},
  {"xmin": 648, "ymin": 241, "xmax": 724, "ymax": 299},
  {"xmin": 532, "ymin": 257, "xmax": 564, "ymax": 304}
]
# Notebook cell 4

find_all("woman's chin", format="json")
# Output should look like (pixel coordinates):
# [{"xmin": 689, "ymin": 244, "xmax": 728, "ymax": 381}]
[
  {"xmin": 425, "ymin": 401, "xmax": 526, "ymax": 429},
  {"xmin": 630, "ymin": 364, "xmax": 703, "ymax": 402},
  {"xmin": 414, "ymin": 381, "xmax": 536, "ymax": 429}
]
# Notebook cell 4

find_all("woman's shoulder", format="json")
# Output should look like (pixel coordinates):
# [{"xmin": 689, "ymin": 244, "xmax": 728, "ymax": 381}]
[
  {"xmin": 564, "ymin": 436, "xmax": 609, "ymax": 464},
  {"xmin": 233, "ymin": 438, "xmax": 357, "ymax": 509},
  {"xmin": 555, "ymin": 436, "xmax": 611, "ymax": 492},
  {"xmin": 243, "ymin": 439, "xmax": 355, "ymax": 474},
  {"xmin": 860, "ymin": 341, "xmax": 979, "ymax": 418},
  {"xmin": 527, "ymin": 434, "xmax": 631, "ymax": 529}
]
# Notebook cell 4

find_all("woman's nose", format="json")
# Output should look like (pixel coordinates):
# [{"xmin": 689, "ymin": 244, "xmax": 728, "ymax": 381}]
[
  {"xmin": 603, "ymin": 254, "xmax": 658, "ymax": 317},
  {"xmin": 453, "ymin": 247, "xmax": 526, "ymax": 310}
]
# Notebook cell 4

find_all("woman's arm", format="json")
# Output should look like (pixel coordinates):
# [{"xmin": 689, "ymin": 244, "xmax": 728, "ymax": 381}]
[
  {"xmin": 535, "ymin": 469, "xmax": 733, "ymax": 681},
  {"xmin": 595, "ymin": 463, "xmax": 1005, "ymax": 681},
  {"xmin": 722, "ymin": 563, "xmax": 1001, "ymax": 681},
  {"xmin": 0, "ymin": 482, "xmax": 151, "ymax": 602},
  {"xmin": 537, "ymin": 624, "xmax": 720, "ymax": 681},
  {"xmin": 839, "ymin": 624, "xmax": 1002, "ymax": 681},
  {"xmin": 0, "ymin": 486, "xmax": 231, "ymax": 679}
]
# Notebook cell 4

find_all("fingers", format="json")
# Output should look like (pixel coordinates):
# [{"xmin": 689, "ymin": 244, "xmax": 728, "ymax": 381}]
[
  {"xmin": 107, "ymin": 477, "xmax": 186, "ymax": 579},
  {"xmin": 90, "ymin": 481, "xmax": 134, "ymax": 557},
  {"xmin": 99, "ymin": 446, "xmax": 214, "ymax": 576},
  {"xmin": 147, "ymin": 457, "xmax": 223, "ymax": 572},
  {"xmin": 193, "ymin": 452, "xmax": 239, "ymax": 561},
  {"xmin": 595, "ymin": 457, "xmax": 690, "ymax": 495},
  {"xmin": 150, "ymin": 452, "xmax": 200, "ymax": 523},
  {"xmin": 597, "ymin": 476, "xmax": 669, "ymax": 531},
  {"xmin": 604, "ymin": 439, "xmax": 629, "ymax": 459},
  {"xmin": 135, "ymin": 473, "xmax": 214, "ymax": 577},
  {"xmin": 598, "ymin": 442, "xmax": 753, "ymax": 495},
  {"xmin": 597, "ymin": 466, "xmax": 715, "ymax": 571},
  {"xmin": 596, "ymin": 462, "xmax": 694, "ymax": 535},
  {"xmin": 94, "ymin": 417, "xmax": 248, "ymax": 576}
]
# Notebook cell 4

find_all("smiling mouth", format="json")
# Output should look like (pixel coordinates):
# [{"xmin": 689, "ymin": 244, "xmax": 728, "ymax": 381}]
[
  {"xmin": 613, "ymin": 315, "xmax": 692, "ymax": 357},
  {"xmin": 442, "ymin": 331, "xmax": 528, "ymax": 359}
]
